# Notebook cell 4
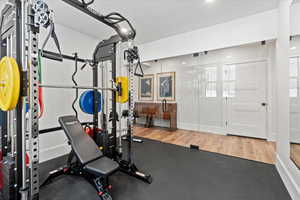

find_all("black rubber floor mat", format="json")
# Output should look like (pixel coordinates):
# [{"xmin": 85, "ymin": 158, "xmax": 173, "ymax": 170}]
[{"xmin": 39, "ymin": 138, "xmax": 291, "ymax": 200}]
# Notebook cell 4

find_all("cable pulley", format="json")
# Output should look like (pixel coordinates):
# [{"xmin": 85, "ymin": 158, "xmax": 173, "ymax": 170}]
[{"xmin": 33, "ymin": 0, "xmax": 50, "ymax": 27}]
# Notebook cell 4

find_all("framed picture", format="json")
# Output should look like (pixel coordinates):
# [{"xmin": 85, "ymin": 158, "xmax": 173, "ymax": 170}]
[
  {"xmin": 157, "ymin": 72, "xmax": 176, "ymax": 101},
  {"xmin": 138, "ymin": 74, "xmax": 154, "ymax": 101}
]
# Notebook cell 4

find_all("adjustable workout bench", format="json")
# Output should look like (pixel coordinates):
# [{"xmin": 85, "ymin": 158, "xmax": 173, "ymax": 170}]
[{"xmin": 41, "ymin": 116, "xmax": 119, "ymax": 200}]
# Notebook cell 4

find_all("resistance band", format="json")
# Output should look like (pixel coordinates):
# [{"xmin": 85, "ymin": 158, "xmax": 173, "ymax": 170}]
[{"xmin": 38, "ymin": 51, "xmax": 44, "ymax": 118}]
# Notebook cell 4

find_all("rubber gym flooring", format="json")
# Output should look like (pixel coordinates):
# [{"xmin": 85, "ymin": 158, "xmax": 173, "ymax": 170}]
[{"xmin": 39, "ymin": 138, "xmax": 291, "ymax": 200}]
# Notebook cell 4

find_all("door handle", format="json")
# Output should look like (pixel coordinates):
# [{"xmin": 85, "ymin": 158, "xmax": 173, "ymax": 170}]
[{"xmin": 261, "ymin": 102, "xmax": 267, "ymax": 107}]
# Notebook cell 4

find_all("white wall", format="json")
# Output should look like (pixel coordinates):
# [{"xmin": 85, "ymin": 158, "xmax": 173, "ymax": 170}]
[
  {"xmin": 290, "ymin": 3, "xmax": 300, "ymax": 36},
  {"xmin": 139, "ymin": 3, "xmax": 300, "ymax": 62},
  {"xmin": 38, "ymin": 24, "xmax": 98, "ymax": 162}
]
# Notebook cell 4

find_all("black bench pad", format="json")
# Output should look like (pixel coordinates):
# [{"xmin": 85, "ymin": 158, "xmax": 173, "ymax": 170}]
[
  {"xmin": 59, "ymin": 115, "xmax": 119, "ymax": 177},
  {"xmin": 85, "ymin": 157, "xmax": 119, "ymax": 176}
]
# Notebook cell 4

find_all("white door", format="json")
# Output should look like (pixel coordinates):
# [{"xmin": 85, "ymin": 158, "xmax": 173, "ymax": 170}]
[
  {"xmin": 224, "ymin": 61, "xmax": 267, "ymax": 139},
  {"xmin": 290, "ymin": 56, "xmax": 300, "ymax": 144}
]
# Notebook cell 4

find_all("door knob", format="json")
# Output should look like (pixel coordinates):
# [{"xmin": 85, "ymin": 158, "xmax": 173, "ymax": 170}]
[{"xmin": 261, "ymin": 102, "xmax": 267, "ymax": 106}]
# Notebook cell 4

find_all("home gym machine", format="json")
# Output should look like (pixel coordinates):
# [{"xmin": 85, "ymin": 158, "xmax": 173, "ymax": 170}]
[{"xmin": 0, "ymin": 0, "xmax": 151, "ymax": 200}]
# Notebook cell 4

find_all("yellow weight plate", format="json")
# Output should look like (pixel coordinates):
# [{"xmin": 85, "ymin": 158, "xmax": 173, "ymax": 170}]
[
  {"xmin": 0, "ymin": 57, "xmax": 20, "ymax": 111},
  {"xmin": 116, "ymin": 76, "xmax": 129, "ymax": 103}
]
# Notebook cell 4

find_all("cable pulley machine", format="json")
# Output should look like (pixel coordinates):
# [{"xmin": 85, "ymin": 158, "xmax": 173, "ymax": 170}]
[{"xmin": 0, "ymin": 0, "xmax": 151, "ymax": 200}]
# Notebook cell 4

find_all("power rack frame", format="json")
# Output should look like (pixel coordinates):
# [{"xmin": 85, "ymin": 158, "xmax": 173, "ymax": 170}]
[{"xmin": 0, "ymin": 1, "xmax": 151, "ymax": 200}]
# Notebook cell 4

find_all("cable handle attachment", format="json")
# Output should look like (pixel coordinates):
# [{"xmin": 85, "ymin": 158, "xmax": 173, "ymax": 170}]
[
  {"xmin": 124, "ymin": 46, "xmax": 144, "ymax": 77},
  {"xmin": 33, "ymin": 0, "xmax": 63, "ymax": 60}
]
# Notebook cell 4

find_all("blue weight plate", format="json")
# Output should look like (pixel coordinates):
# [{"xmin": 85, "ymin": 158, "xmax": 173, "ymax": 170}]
[{"xmin": 79, "ymin": 90, "xmax": 102, "ymax": 115}]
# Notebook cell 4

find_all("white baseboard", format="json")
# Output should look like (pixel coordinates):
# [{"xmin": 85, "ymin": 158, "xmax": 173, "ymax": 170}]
[
  {"xmin": 40, "ymin": 144, "xmax": 70, "ymax": 163},
  {"xmin": 178, "ymin": 122, "xmax": 226, "ymax": 135},
  {"xmin": 136, "ymin": 120, "xmax": 226, "ymax": 135},
  {"xmin": 177, "ymin": 122, "xmax": 199, "ymax": 132},
  {"xmin": 276, "ymin": 154, "xmax": 300, "ymax": 200},
  {"xmin": 268, "ymin": 132, "xmax": 277, "ymax": 142}
]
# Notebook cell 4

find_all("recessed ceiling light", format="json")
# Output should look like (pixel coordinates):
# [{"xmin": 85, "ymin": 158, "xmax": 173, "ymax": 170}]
[
  {"xmin": 121, "ymin": 28, "xmax": 128, "ymax": 34},
  {"xmin": 290, "ymin": 46, "xmax": 297, "ymax": 50},
  {"xmin": 206, "ymin": 0, "xmax": 215, "ymax": 3},
  {"xmin": 182, "ymin": 62, "xmax": 186, "ymax": 65}
]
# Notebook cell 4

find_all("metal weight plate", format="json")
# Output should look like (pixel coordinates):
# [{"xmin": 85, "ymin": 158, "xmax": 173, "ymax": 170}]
[
  {"xmin": 79, "ymin": 90, "xmax": 102, "ymax": 115},
  {"xmin": 0, "ymin": 57, "xmax": 20, "ymax": 111},
  {"xmin": 116, "ymin": 76, "xmax": 129, "ymax": 103}
]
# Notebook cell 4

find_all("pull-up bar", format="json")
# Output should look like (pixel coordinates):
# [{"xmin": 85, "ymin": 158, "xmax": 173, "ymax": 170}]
[{"xmin": 41, "ymin": 50, "xmax": 93, "ymax": 64}]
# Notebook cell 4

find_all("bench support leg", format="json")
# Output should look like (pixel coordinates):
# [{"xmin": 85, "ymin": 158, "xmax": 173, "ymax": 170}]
[{"xmin": 119, "ymin": 160, "xmax": 152, "ymax": 184}]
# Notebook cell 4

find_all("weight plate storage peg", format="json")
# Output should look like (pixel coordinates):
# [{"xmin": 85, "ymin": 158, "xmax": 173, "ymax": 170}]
[
  {"xmin": 116, "ymin": 76, "xmax": 129, "ymax": 103},
  {"xmin": 0, "ymin": 57, "xmax": 20, "ymax": 111}
]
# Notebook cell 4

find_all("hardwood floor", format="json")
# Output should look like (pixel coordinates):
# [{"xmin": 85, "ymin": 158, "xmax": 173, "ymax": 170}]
[
  {"xmin": 133, "ymin": 126, "xmax": 276, "ymax": 164},
  {"xmin": 291, "ymin": 143, "xmax": 300, "ymax": 169}
]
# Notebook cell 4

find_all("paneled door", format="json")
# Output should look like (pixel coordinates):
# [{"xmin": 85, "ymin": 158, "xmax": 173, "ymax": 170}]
[{"xmin": 224, "ymin": 61, "xmax": 268, "ymax": 139}]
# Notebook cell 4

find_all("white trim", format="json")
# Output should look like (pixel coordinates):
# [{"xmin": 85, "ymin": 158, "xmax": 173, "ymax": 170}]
[
  {"xmin": 177, "ymin": 122, "xmax": 200, "ymax": 132},
  {"xmin": 268, "ymin": 132, "xmax": 277, "ymax": 142},
  {"xmin": 136, "ymin": 120, "xmax": 272, "ymax": 137},
  {"xmin": 40, "ymin": 144, "xmax": 70, "ymax": 163},
  {"xmin": 276, "ymin": 154, "xmax": 300, "ymax": 200},
  {"xmin": 136, "ymin": 120, "xmax": 227, "ymax": 135},
  {"xmin": 267, "ymin": 44, "xmax": 274, "ymax": 142},
  {"xmin": 177, "ymin": 122, "xmax": 226, "ymax": 135}
]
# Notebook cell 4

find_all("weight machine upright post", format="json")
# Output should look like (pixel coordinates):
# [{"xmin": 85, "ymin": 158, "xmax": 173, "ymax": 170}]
[
  {"xmin": 0, "ymin": 25, "xmax": 8, "ymax": 159},
  {"xmin": 27, "ymin": 1, "xmax": 41, "ymax": 199},
  {"xmin": 15, "ymin": 0, "xmax": 24, "ymax": 199},
  {"xmin": 20, "ymin": 1, "xmax": 29, "ymax": 199},
  {"xmin": 111, "ymin": 43, "xmax": 117, "ymax": 157},
  {"xmin": 127, "ymin": 91, "xmax": 132, "ymax": 164},
  {"xmin": 93, "ymin": 63, "xmax": 99, "ymax": 141}
]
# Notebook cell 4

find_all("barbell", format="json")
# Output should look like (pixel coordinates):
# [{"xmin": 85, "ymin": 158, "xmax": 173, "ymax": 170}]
[
  {"xmin": 0, "ymin": 55, "xmax": 130, "ymax": 112},
  {"xmin": 40, "ymin": 76, "xmax": 129, "ymax": 104},
  {"xmin": 39, "ymin": 84, "xmax": 117, "ymax": 91}
]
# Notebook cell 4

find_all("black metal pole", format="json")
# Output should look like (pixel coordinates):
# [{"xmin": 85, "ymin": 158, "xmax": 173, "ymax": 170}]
[
  {"xmin": 15, "ymin": 0, "xmax": 23, "ymax": 199},
  {"xmin": 0, "ymin": 112, "xmax": 7, "ymax": 157},
  {"xmin": 111, "ymin": 45, "xmax": 117, "ymax": 157},
  {"xmin": 127, "ymin": 91, "xmax": 132, "ymax": 163},
  {"xmin": 41, "ymin": 50, "xmax": 91, "ymax": 63},
  {"xmin": 93, "ymin": 63, "xmax": 99, "ymax": 141},
  {"xmin": 39, "ymin": 122, "xmax": 93, "ymax": 134},
  {"xmin": 0, "ymin": 38, "xmax": 8, "ymax": 158}
]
